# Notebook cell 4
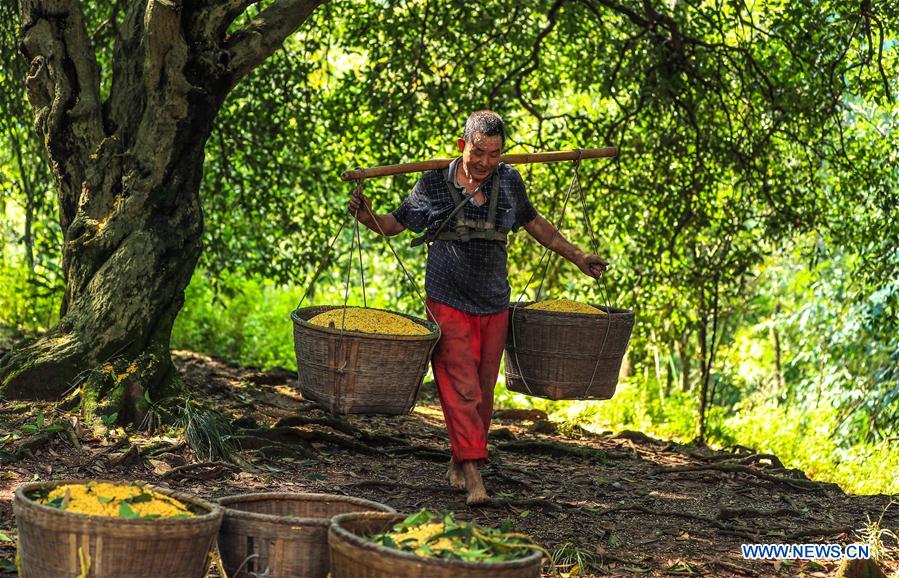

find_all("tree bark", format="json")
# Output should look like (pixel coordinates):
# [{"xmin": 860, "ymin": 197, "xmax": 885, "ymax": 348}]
[{"xmin": 0, "ymin": 0, "xmax": 326, "ymax": 413}]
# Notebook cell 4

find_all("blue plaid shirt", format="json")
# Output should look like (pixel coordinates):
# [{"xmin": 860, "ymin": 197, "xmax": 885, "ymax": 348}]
[{"xmin": 392, "ymin": 158, "xmax": 537, "ymax": 315}]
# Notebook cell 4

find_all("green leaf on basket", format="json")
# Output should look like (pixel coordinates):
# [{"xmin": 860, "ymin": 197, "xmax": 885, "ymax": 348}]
[
  {"xmin": 126, "ymin": 492, "xmax": 153, "ymax": 504},
  {"xmin": 119, "ymin": 502, "xmax": 139, "ymax": 519},
  {"xmin": 97, "ymin": 496, "xmax": 115, "ymax": 504},
  {"xmin": 0, "ymin": 533, "xmax": 12, "ymax": 542}
]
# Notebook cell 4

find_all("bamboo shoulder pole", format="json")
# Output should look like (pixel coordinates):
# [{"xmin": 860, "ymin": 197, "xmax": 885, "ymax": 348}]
[{"xmin": 340, "ymin": 146, "xmax": 618, "ymax": 181}]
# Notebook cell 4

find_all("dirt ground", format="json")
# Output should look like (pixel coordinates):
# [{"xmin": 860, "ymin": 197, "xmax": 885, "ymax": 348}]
[{"xmin": 1, "ymin": 350, "xmax": 897, "ymax": 577}]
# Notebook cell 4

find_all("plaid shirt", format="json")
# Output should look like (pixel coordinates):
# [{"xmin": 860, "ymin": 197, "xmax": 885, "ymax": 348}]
[{"xmin": 392, "ymin": 158, "xmax": 537, "ymax": 315}]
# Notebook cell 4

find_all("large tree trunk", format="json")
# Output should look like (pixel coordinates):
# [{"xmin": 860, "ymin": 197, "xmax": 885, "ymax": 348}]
[{"xmin": 0, "ymin": 0, "xmax": 324, "ymax": 416}]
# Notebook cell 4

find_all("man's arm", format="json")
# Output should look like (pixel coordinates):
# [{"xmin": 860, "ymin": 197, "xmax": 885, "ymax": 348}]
[
  {"xmin": 523, "ymin": 215, "xmax": 607, "ymax": 278},
  {"xmin": 348, "ymin": 190, "xmax": 406, "ymax": 236}
]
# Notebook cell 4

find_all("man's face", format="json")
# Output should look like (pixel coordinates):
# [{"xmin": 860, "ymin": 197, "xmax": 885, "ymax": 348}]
[{"xmin": 458, "ymin": 133, "xmax": 503, "ymax": 181}]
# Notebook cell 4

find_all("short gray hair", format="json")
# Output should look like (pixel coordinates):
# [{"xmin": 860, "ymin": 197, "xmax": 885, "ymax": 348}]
[{"xmin": 463, "ymin": 110, "xmax": 506, "ymax": 146}]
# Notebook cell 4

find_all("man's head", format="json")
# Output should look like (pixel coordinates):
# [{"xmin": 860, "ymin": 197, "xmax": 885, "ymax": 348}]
[{"xmin": 457, "ymin": 110, "xmax": 505, "ymax": 181}]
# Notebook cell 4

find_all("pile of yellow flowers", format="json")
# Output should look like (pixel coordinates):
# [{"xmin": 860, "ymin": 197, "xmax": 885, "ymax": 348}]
[
  {"xmin": 527, "ymin": 298, "xmax": 605, "ymax": 314},
  {"xmin": 33, "ymin": 482, "xmax": 195, "ymax": 519},
  {"xmin": 308, "ymin": 307, "xmax": 429, "ymax": 335},
  {"xmin": 370, "ymin": 510, "xmax": 541, "ymax": 563}
]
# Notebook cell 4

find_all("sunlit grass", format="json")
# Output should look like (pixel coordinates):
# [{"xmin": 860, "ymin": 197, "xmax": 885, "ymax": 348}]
[{"xmin": 496, "ymin": 376, "xmax": 899, "ymax": 496}]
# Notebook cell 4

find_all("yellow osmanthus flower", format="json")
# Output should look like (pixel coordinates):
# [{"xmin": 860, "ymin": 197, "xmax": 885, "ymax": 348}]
[
  {"xmin": 389, "ymin": 522, "xmax": 468, "ymax": 557},
  {"xmin": 40, "ymin": 482, "xmax": 194, "ymax": 519},
  {"xmin": 527, "ymin": 299, "xmax": 606, "ymax": 314},
  {"xmin": 308, "ymin": 307, "xmax": 429, "ymax": 335}
]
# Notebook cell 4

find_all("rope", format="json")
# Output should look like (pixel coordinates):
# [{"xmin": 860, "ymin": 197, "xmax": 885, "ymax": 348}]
[
  {"xmin": 360, "ymin": 181, "xmax": 440, "ymax": 339},
  {"xmin": 509, "ymin": 150, "xmax": 613, "ymax": 399},
  {"xmin": 355, "ymin": 209, "xmax": 367, "ymax": 308},
  {"xmin": 572, "ymin": 156, "xmax": 614, "ymax": 399},
  {"xmin": 510, "ymin": 156, "xmax": 580, "ymax": 395},
  {"xmin": 295, "ymin": 173, "xmax": 441, "ymax": 383}
]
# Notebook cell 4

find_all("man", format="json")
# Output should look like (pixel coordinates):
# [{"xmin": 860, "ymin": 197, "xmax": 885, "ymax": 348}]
[{"xmin": 348, "ymin": 110, "xmax": 607, "ymax": 505}]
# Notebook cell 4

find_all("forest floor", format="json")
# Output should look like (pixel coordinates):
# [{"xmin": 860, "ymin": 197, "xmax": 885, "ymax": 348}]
[{"xmin": 0, "ymin": 350, "xmax": 896, "ymax": 577}]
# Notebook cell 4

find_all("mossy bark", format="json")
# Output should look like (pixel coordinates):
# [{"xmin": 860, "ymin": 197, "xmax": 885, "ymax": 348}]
[{"xmin": 1, "ymin": 0, "xmax": 325, "ymax": 420}]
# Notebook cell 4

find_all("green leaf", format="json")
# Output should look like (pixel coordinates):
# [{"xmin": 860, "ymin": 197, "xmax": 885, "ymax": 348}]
[
  {"xmin": 125, "ymin": 493, "xmax": 153, "ymax": 504},
  {"xmin": 119, "ymin": 502, "xmax": 139, "ymax": 519},
  {"xmin": 0, "ymin": 533, "xmax": 12, "ymax": 542},
  {"xmin": 97, "ymin": 496, "xmax": 115, "ymax": 504}
]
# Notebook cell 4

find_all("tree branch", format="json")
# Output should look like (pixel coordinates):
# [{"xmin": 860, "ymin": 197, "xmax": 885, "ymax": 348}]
[
  {"xmin": 223, "ymin": 0, "xmax": 327, "ymax": 89},
  {"xmin": 20, "ymin": 0, "xmax": 105, "ymax": 228}
]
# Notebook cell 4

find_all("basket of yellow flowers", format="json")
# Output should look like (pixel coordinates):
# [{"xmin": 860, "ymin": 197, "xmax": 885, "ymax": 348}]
[
  {"xmin": 328, "ymin": 509, "xmax": 545, "ymax": 578},
  {"xmin": 13, "ymin": 480, "xmax": 221, "ymax": 578},
  {"xmin": 504, "ymin": 298, "xmax": 634, "ymax": 400},
  {"xmin": 291, "ymin": 306, "xmax": 440, "ymax": 414}
]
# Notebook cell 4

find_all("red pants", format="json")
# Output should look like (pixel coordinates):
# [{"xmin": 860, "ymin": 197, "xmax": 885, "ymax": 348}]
[{"xmin": 426, "ymin": 298, "xmax": 509, "ymax": 463}]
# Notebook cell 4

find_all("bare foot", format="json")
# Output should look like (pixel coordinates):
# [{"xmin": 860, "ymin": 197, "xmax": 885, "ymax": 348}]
[
  {"xmin": 447, "ymin": 460, "xmax": 466, "ymax": 490},
  {"xmin": 461, "ymin": 461, "xmax": 490, "ymax": 505}
]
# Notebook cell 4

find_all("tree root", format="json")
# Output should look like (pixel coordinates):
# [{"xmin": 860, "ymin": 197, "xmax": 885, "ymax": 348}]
[
  {"xmin": 717, "ymin": 506, "xmax": 801, "ymax": 520},
  {"xmin": 340, "ymin": 480, "xmax": 458, "ymax": 494},
  {"xmin": 233, "ymin": 435, "xmax": 319, "ymax": 460},
  {"xmin": 386, "ymin": 445, "xmax": 451, "ymax": 461},
  {"xmin": 497, "ymin": 440, "xmax": 607, "ymax": 461},
  {"xmin": 612, "ymin": 430, "xmax": 661, "ymax": 445},
  {"xmin": 784, "ymin": 526, "xmax": 854, "ymax": 540},
  {"xmin": 658, "ymin": 463, "xmax": 833, "ymax": 492},
  {"xmin": 273, "ymin": 415, "xmax": 408, "ymax": 447},
  {"xmin": 600, "ymin": 504, "xmax": 762, "ymax": 540},
  {"xmin": 162, "ymin": 461, "xmax": 240, "ymax": 480},
  {"xmin": 737, "ymin": 453, "xmax": 785, "ymax": 469},
  {"xmin": 238, "ymin": 427, "xmax": 383, "ymax": 456},
  {"xmin": 483, "ymin": 497, "xmax": 565, "ymax": 511}
]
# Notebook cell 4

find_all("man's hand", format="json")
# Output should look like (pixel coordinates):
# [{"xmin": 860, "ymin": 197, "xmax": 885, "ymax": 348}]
[
  {"xmin": 348, "ymin": 189, "xmax": 373, "ymax": 226},
  {"xmin": 577, "ymin": 253, "xmax": 608, "ymax": 278}
]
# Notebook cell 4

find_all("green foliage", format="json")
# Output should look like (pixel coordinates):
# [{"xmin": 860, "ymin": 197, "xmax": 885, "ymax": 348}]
[
  {"xmin": 1, "ymin": 0, "xmax": 897, "ymax": 496},
  {"xmin": 177, "ymin": 397, "xmax": 237, "ymax": 463},
  {"xmin": 0, "ymin": 259, "xmax": 59, "ymax": 339}
]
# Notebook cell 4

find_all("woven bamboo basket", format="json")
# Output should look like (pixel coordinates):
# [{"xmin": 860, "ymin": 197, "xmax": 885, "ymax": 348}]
[
  {"xmin": 217, "ymin": 492, "xmax": 395, "ymax": 578},
  {"xmin": 504, "ymin": 303, "xmax": 634, "ymax": 400},
  {"xmin": 13, "ymin": 479, "xmax": 221, "ymax": 578},
  {"xmin": 291, "ymin": 305, "xmax": 440, "ymax": 414},
  {"xmin": 329, "ymin": 512, "xmax": 543, "ymax": 578}
]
